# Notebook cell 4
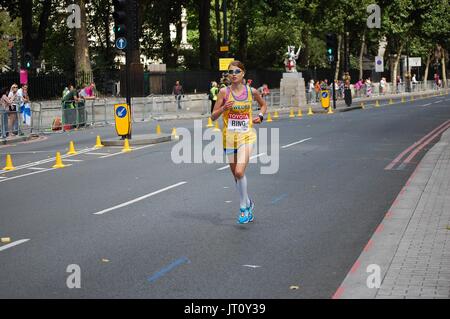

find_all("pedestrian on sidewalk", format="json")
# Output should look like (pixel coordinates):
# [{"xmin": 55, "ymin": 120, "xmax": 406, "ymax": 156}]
[
  {"xmin": 172, "ymin": 80, "xmax": 184, "ymax": 110},
  {"xmin": 209, "ymin": 81, "xmax": 219, "ymax": 114},
  {"xmin": 380, "ymin": 77, "xmax": 386, "ymax": 95},
  {"xmin": 365, "ymin": 78, "xmax": 372, "ymax": 97},
  {"xmin": 18, "ymin": 84, "xmax": 31, "ymax": 126},
  {"xmin": 314, "ymin": 81, "xmax": 320, "ymax": 102},
  {"xmin": 8, "ymin": 83, "xmax": 20, "ymax": 135},
  {"xmin": 0, "ymin": 87, "xmax": 12, "ymax": 138},
  {"xmin": 210, "ymin": 60, "xmax": 267, "ymax": 224}
]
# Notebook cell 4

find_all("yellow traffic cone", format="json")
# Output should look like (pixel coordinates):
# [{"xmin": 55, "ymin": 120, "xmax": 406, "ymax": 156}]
[
  {"xmin": 213, "ymin": 121, "xmax": 220, "ymax": 132},
  {"xmin": 375, "ymin": 100, "xmax": 380, "ymax": 107},
  {"xmin": 53, "ymin": 152, "xmax": 66, "ymax": 169},
  {"xmin": 266, "ymin": 112, "xmax": 273, "ymax": 122},
  {"xmin": 67, "ymin": 141, "xmax": 77, "ymax": 155},
  {"xmin": 401, "ymin": 96, "xmax": 405, "ymax": 103},
  {"xmin": 1, "ymin": 237, "xmax": 11, "ymax": 243},
  {"xmin": 171, "ymin": 128, "xmax": 179, "ymax": 139},
  {"xmin": 411, "ymin": 95, "xmax": 414, "ymax": 101},
  {"xmin": 122, "ymin": 138, "xmax": 132, "ymax": 153},
  {"xmin": 156, "ymin": 124, "xmax": 161, "ymax": 135},
  {"xmin": 207, "ymin": 117, "xmax": 213, "ymax": 127},
  {"xmin": 297, "ymin": 108, "xmax": 303, "ymax": 117},
  {"xmin": 360, "ymin": 102, "xmax": 365, "ymax": 109},
  {"xmin": 94, "ymin": 135, "xmax": 104, "ymax": 148},
  {"xmin": 274, "ymin": 111, "xmax": 279, "ymax": 119},
  {"xmin": 389, "ymin": 99, "xmax": 393, "ymax": 105},
  {"xmin": 289, "ymin": 108, "xmax": 295, "ymax": 118},
  {"xmin": 307, "ymin": 106, "xmax": 314, "ymax": 115},
  {"xmin": 327, "ymin": 106, "xmax": 334, "ymax": 114},
  {"xmin": 3, "ymin": 154, "xmax": 15, "ymax": 171}
]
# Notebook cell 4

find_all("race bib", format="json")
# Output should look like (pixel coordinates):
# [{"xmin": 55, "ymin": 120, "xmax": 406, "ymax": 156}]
[{"xmin": 228, "ymin": 113, "xmax": 250, "ymax": 132}]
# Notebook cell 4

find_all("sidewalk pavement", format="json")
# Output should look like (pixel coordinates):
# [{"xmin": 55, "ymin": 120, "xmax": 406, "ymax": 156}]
[{"xmin": 334, "ymin": 127, "xmax": 450, "ymax": 299}]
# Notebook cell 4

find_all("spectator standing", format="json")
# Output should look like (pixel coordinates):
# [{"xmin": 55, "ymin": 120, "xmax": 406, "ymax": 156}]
[
  {"xmin": 307, "ymin": 80, "xmax": 315, "ymax": 103},
  {"xmin": 8, "ymin": 84, "xmax": 20, "ymax": 135},
  {"xmin": 18, "ymin": 84, "xmax": 31, "ymax": 126},
  {"xmin": 0, "ymin": 87, "xmax": 11, "ymax": 138},
  {"xmin": 209, "ymin": 81, "xmax": 219, "ymax": 113},
  {"xmin": 79, "ymin": 82, "xmax": 96, "ymax": 100},
  {"xmin": 365, "ymin": 78, "xmax": 372, "ymax": 97},
  {"xmin": 314, "ymin": 81, "xmax": 320, "ymax": 102},
  {"xmin": 172, "ymin": 80, "xmax": 184, "ymax": 110}
]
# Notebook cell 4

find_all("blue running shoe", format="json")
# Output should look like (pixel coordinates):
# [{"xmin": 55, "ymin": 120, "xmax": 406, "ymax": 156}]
[
  {"xmin": 247, "ymin": 199, "xmax": 255, "ymax": 222},
  {"xmin": 237, "ymin": 207, "xmax": 250, "ymax": 224}
]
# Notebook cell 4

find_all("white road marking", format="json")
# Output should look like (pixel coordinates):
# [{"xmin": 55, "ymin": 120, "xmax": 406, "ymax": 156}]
[
  {"xmin": 85, "ymin": 152, "xmax": 110, "ymax": 156},
  {"xmin": 421, "ymin": 103, "xmax": 432, "ymax": 106},
  {"xmin": 93, "ymin": 181, "xmax": 187, "ymax": 215},
  {"xmin": 0, "ymin": 239, "xmax": 30, "ymax": 252},
  {"xmin": 242, "ymin": 265, "xmax": 262, "ymax": 268},
  {"xmin": 0, "ymin": 165, "xmax": 72, "ymax": 183},
  {"xmin": 63, "ymin": 159, "xmax": 83, "ymax": 162},
  {"xmin": 434, "ymin": 100, "xmax": 443, "ymax": 104},
  {"xmin": 27, "ymin": 167, "xmax": 48, "ymax": 171},
  {"xmin": 0, "ymin": 147, "xmax": 94, "ymax": 174},
  {"xmin": 0, "ymin": 176, "xmax": 7, "ymax": 179},
  {"xmin": 281, "ymin": 137, "xmax": 312, "ymax": 149},
  {"xmin": 99, "ymin": 144, "xmax": 156, "ymax": 158}
]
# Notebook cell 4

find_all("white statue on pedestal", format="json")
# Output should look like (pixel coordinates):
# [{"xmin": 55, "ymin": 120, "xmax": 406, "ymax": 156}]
[{"xmin": 284, "ymin": 45, "xmax": 301, "ymax": 73}]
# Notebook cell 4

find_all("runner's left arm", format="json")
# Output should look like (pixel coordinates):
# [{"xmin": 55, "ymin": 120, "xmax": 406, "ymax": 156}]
[{"xmin": 251, "ymin": 88, "xmax": 267, "ymax": 124}]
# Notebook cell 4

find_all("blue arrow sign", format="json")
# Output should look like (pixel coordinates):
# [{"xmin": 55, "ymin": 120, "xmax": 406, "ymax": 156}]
[
  {"xmin": 116, "ymin": 106, "xmax": 127, "ymax": 118},
  {"xmin": 116, "ymin": 37, "xmax": 127, "ymax": 50},
  {"xmin": 322, "ymin": 91, "xmax": 328, "ymax": 98}
]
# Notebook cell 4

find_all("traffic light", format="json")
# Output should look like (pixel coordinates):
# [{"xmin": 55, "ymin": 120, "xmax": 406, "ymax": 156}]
[
  {"xmin": 23, "ymin": 52, "xmax": 33, "ymax": 69},
  {"xmin": 113, "ymin": 0, "xmax": 127, "ymax": 39},
  {"xmin": 326, "ymin": 33, "xmax": 337, "ymax": 63}
]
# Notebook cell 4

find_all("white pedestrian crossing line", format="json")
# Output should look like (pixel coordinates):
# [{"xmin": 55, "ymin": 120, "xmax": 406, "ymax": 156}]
[{"xmin": 0, "ymin": 239, "xmax": 30, "ymax": 252}]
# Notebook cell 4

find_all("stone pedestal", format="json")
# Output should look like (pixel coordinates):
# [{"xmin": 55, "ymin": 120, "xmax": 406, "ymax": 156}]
[{"xmin": 280, "ymin": 72, "xmax": 307, "ymax": 107}]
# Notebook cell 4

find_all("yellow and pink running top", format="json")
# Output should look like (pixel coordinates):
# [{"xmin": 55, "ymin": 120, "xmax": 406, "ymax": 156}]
[{"xmin": 222, "ymin": 85, "xmax": 257, "ymax": 152}]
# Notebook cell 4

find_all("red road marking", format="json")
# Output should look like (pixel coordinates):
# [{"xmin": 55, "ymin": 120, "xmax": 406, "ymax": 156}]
[
  {"xmin": 350, "ymin": 260, "xmax": 361, "ymax": 273},
  {"xmin": 363, "ymin": 239, "xmax": 373, "ymax": 252},
  {"xmin": 375, "ymin": 224, "xmax": 384, "ymax": 234},
  {"xmin": 403, "ymin": 122, "xmax": 450, "ymax": 164},
  {"xmin": 385, "ymin": 120, "xmax": 450, "ymax": 170},
  {"xmin": 332, "ymin": 286, "xmax": 345, "ymax": 299}
]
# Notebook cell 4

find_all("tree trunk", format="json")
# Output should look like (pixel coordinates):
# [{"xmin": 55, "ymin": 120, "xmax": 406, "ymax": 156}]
[
  {"xmin": 391, "ymin": 43, "xmax": 404, "ymax": 93},
  {"xmin": 442, "ymin": 48, "xmax": 447, "ymax": 87},
  {"xmin": 423, "ymin": 50, "xmax": 432, "ymax": 83},
  {"xmin": 359, "ymin": 31, "xmax": 365, "ymax": 80},
  {"xmin": 215, "ymin": 0, "xmax": 222, "ymax": 50},
  {"xmin": 74, "ymin": 0, "xmax": 92, "ymax": 87},
  {"xmin": 198, "ymin": 0, "xmax": 211, "ymax": 69},
  {"xmin": 334, "ymin": 34, "xmax": 342, "ymax": 81},
  {"xmin": 19, "ymin": 0, "xmax": 52, "ymax": 66}
]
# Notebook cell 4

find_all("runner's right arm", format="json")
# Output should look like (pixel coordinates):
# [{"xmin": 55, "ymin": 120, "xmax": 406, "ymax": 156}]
[{"xmin": 211, "ymin": 87, "xmax": 233, "ymax": 121}]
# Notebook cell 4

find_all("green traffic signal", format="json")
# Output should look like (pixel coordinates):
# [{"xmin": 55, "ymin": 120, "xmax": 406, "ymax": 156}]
[{"xmin": 327, "ymin": 48, "xmax": 333, "ymax": 55}]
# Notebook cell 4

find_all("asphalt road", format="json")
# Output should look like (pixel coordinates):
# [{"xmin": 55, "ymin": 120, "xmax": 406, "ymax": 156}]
[{"xmin": 0, "ymin": 93, "xmax": 449, "ymax": 298}]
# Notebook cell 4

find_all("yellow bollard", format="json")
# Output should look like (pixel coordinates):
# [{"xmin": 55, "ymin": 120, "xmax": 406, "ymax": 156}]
[
  {"xmin": 207, "ymin": 117, "xmax": 213, "ymax": 128},
  {"xmin": 67, "ymin": 141, "xmax": 77, "ymax": 155},
  {"xmin": 3, "ymin": 154, "xmax": 15, "ymax": 171},
  {"xmin": 327, "ymin": 106, "xmax": 334, "ymax": 114},
  {"xmin": 156, "ymin": 124, "xmax": 161, "ymax": 135},
  {"xmin": 297, "ymin": 108, "xmax": 303, "ymax": 118},
  {"xmin": 122, "ymin": 138, "xmax": 132, "ymax": 153},
  {"xmin": 266, "ymin": 112, "xmax": 273, "ymax": 122},
  {"xmin": 1, "ymin": 237, "xmax": 11, "ymax": 243},
  {"xmin": 307, "ymin": 106, "xmax": 314, "ymax": 115},
  {"xmin": 375, "ymin": 100, "xmax": 380, "ymax": 107},
  {"xmin": 411, "ymin": 95, "xmax": 414, "ymax": 101},
  {"xmin": 171, "ymin": 128, "xmax": 179, "ymax": 139},
  {"xmin": 94, "ymin": 135, "xmax": 104, "ymax": 148},
  {"xmin": 213, "ymin": 121, "xmax": 221, "ymax": 132},
  {"xmin": 389, "ymin": 99, "xmax": 393, "ymax": 105},
  {"xmin": 401, "ymin": 96, "xmax": 405, "ymax": 103},
  {"xmin": 289, "ymin": 108, "xmax": 295, "ymax": 118},
  {"xmin": 52, "ymin": 152, "xmax": 66, "ymax": 169}
]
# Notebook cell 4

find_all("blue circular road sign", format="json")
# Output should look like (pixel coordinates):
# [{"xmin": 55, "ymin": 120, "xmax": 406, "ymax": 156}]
[
  {"xmin": 322, "ymin": 91, "xmax": 328, "ymax": 98},
  {"xmin": 116, "ymin": 37, "xmax": 127, "ymax": 50},
  {"xmin": 116, "ymin": 106, "xmax": 127, "ymax": 118}
]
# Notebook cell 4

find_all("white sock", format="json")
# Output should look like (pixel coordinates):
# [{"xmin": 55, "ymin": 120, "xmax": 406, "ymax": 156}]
[{"xmin": 236, "ymin": 175, "xmax": 250, "ymax": 208}]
